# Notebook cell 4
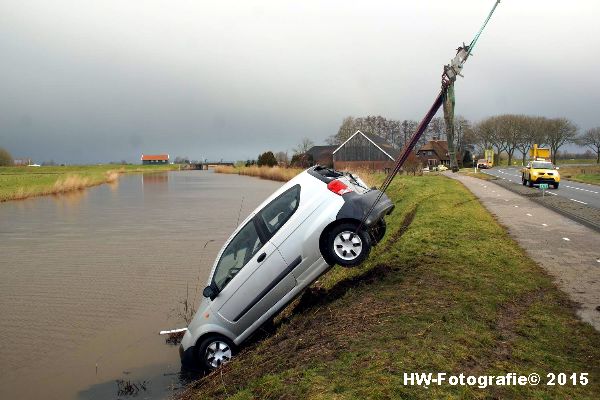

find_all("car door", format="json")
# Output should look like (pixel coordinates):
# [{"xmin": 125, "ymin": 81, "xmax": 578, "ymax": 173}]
[
  {"xmin": 216, "ymin": 186, "xmax": 302, "ymax": 327},
  {"xmin": 269, "ymin": 180, "xmax": 326, "ymax": 279}
]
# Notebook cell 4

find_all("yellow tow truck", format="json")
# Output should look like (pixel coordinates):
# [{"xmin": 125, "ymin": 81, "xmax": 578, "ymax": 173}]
[{"xmin": 521, "ymin": 145, "xmax": 560, "ymax": 189}]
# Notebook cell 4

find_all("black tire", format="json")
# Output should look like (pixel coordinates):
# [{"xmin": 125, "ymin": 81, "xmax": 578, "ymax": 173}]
[
  {"xmin": 325, "ymin": 222, "xmax": 372, "ymax": 267},
  {"xmin": 553, "ymin": 182, "xmax": 559, "ymax": 189},
  {"xmin": 370, "ymin": 219, "xmax": 387, "ymax": 244},
  {"xmin": 196, "ymin": 335, "xmax": 236, "ymax": 372},
  {"xmin": 528, "ymin": 179, "xmax": 534, "ymax": 188},
  {"xmin": 522, "ymin": 175, "xmax": 527, "ymax": 186}
]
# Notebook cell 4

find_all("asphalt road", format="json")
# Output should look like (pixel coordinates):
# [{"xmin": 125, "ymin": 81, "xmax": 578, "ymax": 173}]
[{"xmin": 482, "ymin": 167, "xmax": 600, "ymax": 210}]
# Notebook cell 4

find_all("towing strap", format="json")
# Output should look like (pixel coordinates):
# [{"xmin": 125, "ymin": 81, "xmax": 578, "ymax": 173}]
[{"xmin": 356, "ymin": 1, "xmax": 500, "ymax": 234}]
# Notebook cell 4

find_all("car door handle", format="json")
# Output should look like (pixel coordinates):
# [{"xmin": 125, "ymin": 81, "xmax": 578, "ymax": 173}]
[{"xmin": 257, "ymin": 252, "xmax": 267, "ymax": 263}]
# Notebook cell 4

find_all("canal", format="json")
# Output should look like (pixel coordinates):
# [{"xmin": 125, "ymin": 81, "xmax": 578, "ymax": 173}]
[{"xmin": 0, "ymin": 170, "xmax": 282, "ymax": 399}]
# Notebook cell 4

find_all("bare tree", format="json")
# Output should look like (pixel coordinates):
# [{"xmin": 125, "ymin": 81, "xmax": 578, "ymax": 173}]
[
  {"xmin": 500, "ymin": 114, "xmax": 529, "ymax": 166},
  {"xmin": 0, "ymin": 147, "xmax": 13, "ymax": 166},
  {"xmin": 275, "ymin": 151, "xmax": 289, "ymax": 166},
  {"xmin": 333, "ymin": 116, "xmax": 357, "ymax": 145},
  {"xmin": 577, "ymin": 127, "xmax": 600, "ymax": 163},
  {"xmin": 293, "ymin": 137, "xmax": 315, "ymax": 155},
  {"xmin": 545, "ymin": 118, "xmax": 578, "ymax": 164},
  {"xmin": 400, "ymin": 119, "xmax": 419, "ymax": 149}
]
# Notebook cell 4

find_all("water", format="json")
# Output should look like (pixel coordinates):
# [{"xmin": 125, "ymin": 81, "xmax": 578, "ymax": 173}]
[{"xmin": 0, "ymin": 171, "xmax": 282, "ymax": 399}]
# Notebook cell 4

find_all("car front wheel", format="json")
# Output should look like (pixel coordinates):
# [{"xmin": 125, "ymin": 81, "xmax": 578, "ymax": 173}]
[
  {"xmin": 326, "ymin": 223, "xmax": 372, "ymax": 267},
  {"xmin": 553, "ymin": 182, "xmax": 559, "ymax": 189},
  {"xmin": 522, "ymin": 175, "xmax": 527, "ymax": 186},
  {"xmin": 196, "ymin": 335, "xmax": 236, "ymax": 372}
]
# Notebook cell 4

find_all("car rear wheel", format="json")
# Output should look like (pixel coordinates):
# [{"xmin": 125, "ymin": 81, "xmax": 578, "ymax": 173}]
[
  {"xmin": 528, "ymin": 179, "xmax": 534, "ymax": 187},
  {"xmin": 196, "ymin": 335, "xmax": 236, "ymax": 372},
  {"xmin": 326, "ymin": 223, "xmax": 371, "ymax": 267}
]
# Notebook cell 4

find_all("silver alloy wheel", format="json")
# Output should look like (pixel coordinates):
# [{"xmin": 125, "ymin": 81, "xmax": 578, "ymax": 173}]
[
  {"xmin": 333, "ymin": 230, "xmax": 363, "ymax": 261},
  {"xmin": 205, "ymin": 340, "xmax": 232, "ymax": 368}
]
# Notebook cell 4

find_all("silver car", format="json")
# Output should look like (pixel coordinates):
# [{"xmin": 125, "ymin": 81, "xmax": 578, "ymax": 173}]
[{"xmin": 180, "ymin": 166, "xmax": 393, "ymax": 371}]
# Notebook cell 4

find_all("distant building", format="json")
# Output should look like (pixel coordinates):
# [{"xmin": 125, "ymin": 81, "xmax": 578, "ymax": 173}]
[
  {"xmin": 141, "ymin": 154, "xmax": 169, "ymax": 165},
  {"xmin": 306, "ymin": 145, "xmax": 335, "ymax": 167},
  {"xmin": 13, "ymin": 158, "xmax": 32, "ymax": 166},
  {"xmin": 416, "ymin": 139, "xmax": 451, "ymax": 169},
  {"xmin": 332, "ymin": 130, "xmax": 398, "ymax": 172}
]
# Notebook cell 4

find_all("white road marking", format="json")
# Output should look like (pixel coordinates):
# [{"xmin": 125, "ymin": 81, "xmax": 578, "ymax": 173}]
[
  {"xmin": 563, "ymin": 237, "xmax": 570, "ymax": 241},
  {"xmin": 569, "ymin": 199, "xmax": 588, "ymax": 205},
  {"xmin": 526, "ymin": 213, "xmax": 532, "ymax": 216},
  {"xmin": 514, "ymin": 205, "xmax": 519, "ymax": 208},
  {"xmin": 542, "ymin": 223, "xmax": 548, "ymax": 227}
]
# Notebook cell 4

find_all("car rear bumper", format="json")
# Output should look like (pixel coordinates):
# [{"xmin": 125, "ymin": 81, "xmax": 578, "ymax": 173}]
[{"xmin": 337, "ymin": 190, "xmax": 394, "ymax": 227}]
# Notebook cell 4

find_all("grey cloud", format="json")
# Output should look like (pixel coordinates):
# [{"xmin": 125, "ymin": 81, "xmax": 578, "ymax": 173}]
[{"xmin": 1, "ymin": 0, "xmax": 599, "ymax": 163}]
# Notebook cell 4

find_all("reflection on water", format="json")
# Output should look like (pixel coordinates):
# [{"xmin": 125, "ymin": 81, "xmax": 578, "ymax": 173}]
[
  {"xmin": 143, "ymin": 172, "xmax": 169, "ymax": 185},
  {"xmin": 0, "ymin": 171, "xmax": 281, "ymax": 400},
  {"xmin": 52, "ymin": 188, "xmax": 88, "ymax": 208}
]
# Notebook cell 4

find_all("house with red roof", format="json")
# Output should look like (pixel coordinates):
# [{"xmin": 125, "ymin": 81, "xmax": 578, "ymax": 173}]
[{"xmin": 141, "ymin": 154, "xmax": 169, "ymax": 165}]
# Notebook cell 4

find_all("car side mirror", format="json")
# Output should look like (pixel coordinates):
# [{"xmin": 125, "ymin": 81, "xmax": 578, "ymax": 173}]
[{"xmin": 203, "ymin": 285, "xmax": 217, "ymax": 300}]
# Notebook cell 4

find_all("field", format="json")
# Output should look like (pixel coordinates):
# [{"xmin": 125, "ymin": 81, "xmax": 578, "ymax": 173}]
[
  {"xmin": 180, "ymin": 175, "xmax": 600, "ymax": 399},
  {"xmin": 0, "ymin": 164, "xmax": 178, "ymax": 201},
  {"xmin": 557, "ymin": 165, "xmax": 600, "ymax": 185}
]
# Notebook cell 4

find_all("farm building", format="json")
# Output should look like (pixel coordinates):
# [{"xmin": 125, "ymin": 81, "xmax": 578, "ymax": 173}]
[
  {"xmin": 141, "ymin": 154, "xmax": 169, "ymax": 165},
  {"xmin": 416, "ymin": 139, "xmax": 451, "ymax": 169},
  {"xmin": 306, "ymin": 145, "xmax": 335, "ymax": 167},
  {"xmin": 332, "ymin": 130, "xmax": 398, "ymax": 172}
]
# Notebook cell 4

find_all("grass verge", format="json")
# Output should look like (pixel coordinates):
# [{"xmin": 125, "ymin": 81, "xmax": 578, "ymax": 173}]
[
  {"xmin": 179, "ymin": 175, "xmax": 600, "ymax": 399},
  {"xmin": 0, "ymin": 164, "xmax": 178, "ymax": 201},
  {"xmin": 458, "ymin": 168, "xmax": 497, "ymax": 181}
]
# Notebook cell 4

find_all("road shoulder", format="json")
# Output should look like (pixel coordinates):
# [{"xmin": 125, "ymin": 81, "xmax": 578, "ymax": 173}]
[{"xmin": 447, "ymin": 172, "xmax": 600, "ymax": 331}]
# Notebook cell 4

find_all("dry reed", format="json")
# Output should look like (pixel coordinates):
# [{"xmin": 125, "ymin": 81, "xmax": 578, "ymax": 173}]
[{"xmin": 213, "ymin": 165, "xmax": 302, "ymax": 182}]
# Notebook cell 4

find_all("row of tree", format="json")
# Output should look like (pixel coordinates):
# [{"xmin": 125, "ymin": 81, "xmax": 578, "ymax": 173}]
[
  {"xmin": 330, "ymin": 114, "xmax": 600, "ymax": 164},
  {"xmin": 469, "ymin": 115, "xmax": 580, "ymax": 165}
]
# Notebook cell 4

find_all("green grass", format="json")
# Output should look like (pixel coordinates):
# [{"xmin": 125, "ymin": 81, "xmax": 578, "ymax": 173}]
[
  {"xmin": 180, "ymin": 175, "xmax": 600, "ymax": 400},
  {"xmin": 0, "ymin": 164, "xmax": 178, "ymax": 201}
]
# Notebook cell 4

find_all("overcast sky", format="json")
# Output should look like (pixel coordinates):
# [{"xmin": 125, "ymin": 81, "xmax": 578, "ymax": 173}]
[{"xmin": 1, "ymin": 0, "xmax": 599, "ymax": 163}]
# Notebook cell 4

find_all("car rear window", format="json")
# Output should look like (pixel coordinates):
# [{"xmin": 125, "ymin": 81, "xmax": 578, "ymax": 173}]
[{"xmin": 258, "ymin": 185, "xmax": 301, "ymax": 236}]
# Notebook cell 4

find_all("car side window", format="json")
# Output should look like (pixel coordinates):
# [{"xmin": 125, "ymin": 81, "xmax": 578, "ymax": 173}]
[
  {"xmin": 213, "ymin": 220, "xmax": 263, "ymax": 291},
  {"xmin": 258, "ymin": 185, "xmax": 301, "ymax": 237}
]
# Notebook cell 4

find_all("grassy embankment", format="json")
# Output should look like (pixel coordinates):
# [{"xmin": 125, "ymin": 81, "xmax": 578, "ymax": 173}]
[
  {"xmin": 0, "ymin": 164, "xmax": 178, "ymax": 202},
  {"xmin": 180, "ymin": 174, "xmax": 599, "ymax": 399}
]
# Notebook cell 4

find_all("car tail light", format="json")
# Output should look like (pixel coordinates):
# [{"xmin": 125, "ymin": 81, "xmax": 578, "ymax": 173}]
[{"xmin": 327, "ymin": 179, "xmax": 353, "ymax": 195}]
